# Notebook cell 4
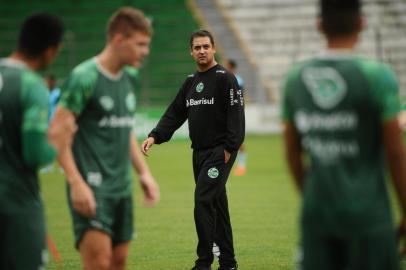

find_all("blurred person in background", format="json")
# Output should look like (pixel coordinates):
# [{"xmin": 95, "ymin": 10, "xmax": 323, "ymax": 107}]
[
  {"xmin": 282, "ymin": 0, "xmax": 406, "ymax": 269},
  {"xmin": 50, "ymin": 7, "xmax": 159, "ymax": 270},
  {"xmin": 225, "ymin": 59, "xmax": 247, "ymax": 176},
  {"xmin": 45, "ymin": 74, "xmax": 61, "ymax": 121},
  {"xmin": 41, "ymin": 74, "xmax": 62, "ymax": 173},
  {"xmin": 0, "ymin": 13, "xmax": 68, "ymax": 270}
]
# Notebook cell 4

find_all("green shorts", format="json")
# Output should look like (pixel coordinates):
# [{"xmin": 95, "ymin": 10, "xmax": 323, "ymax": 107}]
[
  {"xmin": 300, "ymin": 225, "xmax": 400, "ymax": 270},
  {"xmin": 0, "ymin": 209, "xmax": 47, "ymax": 270},
  {"xmin": 68, "ymin": 194, "xmax": 134, "ymax": 248}
]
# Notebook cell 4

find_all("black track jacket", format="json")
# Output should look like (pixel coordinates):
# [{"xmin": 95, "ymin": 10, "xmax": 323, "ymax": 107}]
[{"xmin": 149, "ymin": 64, "xmax": 245, "ymax": 152}]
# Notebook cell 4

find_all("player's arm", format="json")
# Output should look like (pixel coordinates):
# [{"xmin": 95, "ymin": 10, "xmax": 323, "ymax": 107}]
[
  {"xmin": 130, "ymin": 132, "xmax": 160, "ymax": 206},
  {"xmin": 50, "ymin": 70, "xmax": 97, "ymax": 217},
  {"xmin": 383, "ymin": 117, "xmax": 406, "ymax": 256},
  {"xmin": 283, "ymin": 122, "xmax": 305, "ymax": 193},
  {"xmin": 371, "ymin": 64, "xmax": 406, "ymax": 254},
  {"xmin": 21, "ymin": 82, "xmax": 57, "ymax": 168},
  {"xmin": 50, "ymin": 107, "xmax": 96, "ymax": 217},
  {"xmin": 383, "ymin": 119, "xmax": 406, "ymax": 212},
  {"xmin": 281, "ymin": 66, "xmax": 305, "ymax": 193},
  {"xmin": 378, "ymin": 69, "xmax": 406, "ymax": 215},
  {"xmin": 142, "ymin": 80, "xmax": 188, "ymax": 155},
  {"xmin": 223, "ymin": 75, "xmax": 245, "ymax": 162}
]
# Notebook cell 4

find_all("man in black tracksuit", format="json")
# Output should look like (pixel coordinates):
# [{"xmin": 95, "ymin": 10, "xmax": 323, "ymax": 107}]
[{"xmin": 142, "ymin": 30, "xmax": 244, "ymax": 270}]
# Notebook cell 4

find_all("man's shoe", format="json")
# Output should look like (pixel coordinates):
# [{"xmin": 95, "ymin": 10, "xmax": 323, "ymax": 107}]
[
  {"xmin": 218, "ymin": 265, "xmax": 238, "ymax": 270},
  {"xmin": 191, "ymin": 266, "xmax": 211, "ymax": 270}
]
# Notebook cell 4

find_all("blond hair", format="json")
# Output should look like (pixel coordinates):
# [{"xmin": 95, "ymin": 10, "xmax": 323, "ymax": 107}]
[{"xmin": 107, "ymin": 7, "xmax": 152, "ymax": 40}]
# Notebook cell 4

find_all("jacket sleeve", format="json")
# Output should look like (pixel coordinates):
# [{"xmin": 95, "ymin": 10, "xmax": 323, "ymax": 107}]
[
  {"xmin": 148, "ymin": 80, "xmax": 188, "ymax": 144},
  {"xmin": 224, "ymin": 74, "xmax": 245, "ymax": 152}
]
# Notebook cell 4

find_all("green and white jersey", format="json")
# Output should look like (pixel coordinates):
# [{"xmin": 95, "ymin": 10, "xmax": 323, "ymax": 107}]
[
  {"xmin": 0, "ymin": 58, "xmax": 52, "ymax": 212},
  {"xmin": 60, "ymin": 58, "xmax": 138, "ymax": 197},
  {"xmin": 282, "ymin": 52, "xmax": 400, "ymax": 235}
]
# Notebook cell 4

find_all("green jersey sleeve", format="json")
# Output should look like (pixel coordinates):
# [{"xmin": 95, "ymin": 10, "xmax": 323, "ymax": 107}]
[
  {"xmin": 359, "ymin": 60, "xmax": 400, "ymax": 121},
  {"xmin": 59, "ymin": 62, "xmax": 98, "ymax": 115},
  {"xmin": 21, "ymin": 72, "xmax": 56, "ymax": 168},
  {"xmin": 376, "ymin": 65, "xmax": 400, "ymax": 120}
]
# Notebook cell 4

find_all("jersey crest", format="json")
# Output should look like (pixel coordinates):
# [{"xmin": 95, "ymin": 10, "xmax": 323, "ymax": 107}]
[
  {"xmin": 125, "ymin": 92, "xmax": 136, "ymax": 112},
  {"xmin": 302, "ymin": 66, "xmax": 347, "ymax": 109},
  {"xmin": 99, "ymin": 96, "xmax": 114, "ymax": 111},
  {"xmin": 196, "ymin": 82, "xmax": 204, "ymax": 93}
]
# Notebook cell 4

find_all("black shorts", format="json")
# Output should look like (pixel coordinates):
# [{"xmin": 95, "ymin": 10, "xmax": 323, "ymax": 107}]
[{"xmin": 0, "ymin": 209, "xmax": 47, "ymax": 270}]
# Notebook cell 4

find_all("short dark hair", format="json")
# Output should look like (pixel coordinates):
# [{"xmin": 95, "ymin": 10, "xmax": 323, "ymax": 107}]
[
  {"xmin": 320, "ymin": 0, "xmax": 361, "ymax": 38},
  {"xmin": 189, "ymin": 30, "xmax": 214, "ymax": 48},
  {"xmin": 107, "ymin": 7, "xmax": 152, "ymax": 40},
  {"xmin": 17, "ymin": 13, "xmax": 64, "ymax": 58}
]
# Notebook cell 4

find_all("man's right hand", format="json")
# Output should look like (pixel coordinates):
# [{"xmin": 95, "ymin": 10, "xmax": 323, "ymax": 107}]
[
  {"xmin": 141, "ymin": 137, "xmax": 155, "ymax": 156},
  {"xmin": 70, "ymin": 179, "xmax": 96, "ymax": 218}
]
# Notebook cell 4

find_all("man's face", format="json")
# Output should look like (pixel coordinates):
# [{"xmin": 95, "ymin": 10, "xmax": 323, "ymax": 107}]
[
  {"xmin": 190, "ymin": 36, "xmax": 215, "ymax": 67},
  {"xmin": 117, "ymin": 31, "xmax": 151, "ymax": 67}
]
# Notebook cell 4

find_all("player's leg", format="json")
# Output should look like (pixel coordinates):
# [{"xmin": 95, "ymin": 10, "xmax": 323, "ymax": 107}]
[
  {"xmin": 301, "ymin": 226, "xmax": 346, "ymax": 270},
  {"xmin": 79, "ymin": 230, "xmax": 112, "ymax": 270},
  {"xmin": 110, "ymin": 196, "xmax": 134, "ymax": 270},
  {"xmin": 347, "ymin": 226, "xmax": 400, "ymax": 270},
  {"xmin": 111, "ymin": 242, "xmax": 130, "ymax": 270},
  {"xmin": 0, "ymin": 210, "xmax": 48, "ymax": 270},
  {"xmin": 68, "ymin": 194, "xmax": 116, "ymax": 270}
]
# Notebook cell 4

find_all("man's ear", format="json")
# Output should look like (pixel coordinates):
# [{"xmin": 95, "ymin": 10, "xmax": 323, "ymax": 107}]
[
  {"xmin": 42, "ymin": 44, "xmax": 61, "ymax": 67},
  {"xmin": 111, "ymin": 33, "xmax": 125, "ymax": 48}
]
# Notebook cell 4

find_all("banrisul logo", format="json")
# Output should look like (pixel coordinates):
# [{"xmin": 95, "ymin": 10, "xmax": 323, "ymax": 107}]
[
  {"xmin": 196, "ymin": 82, "xmax": 204, "ymax": 93},
  {"xmin": 100, "ymin": 96, "xmax": 114, "ymax": 111},
  {"xmin": 208, "ymin": 167, "xmax": 219, "ymax": 179},
  {"xmin": 186, "ymin": 97, "xmax": 214, "ymax": 107},
  {"xmin": 302, "ymin": 67, "xmax": 347, "ymax": 109}
]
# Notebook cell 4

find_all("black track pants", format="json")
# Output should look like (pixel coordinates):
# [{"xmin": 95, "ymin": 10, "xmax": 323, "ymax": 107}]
[{"xmin": 193, "ymin": 145, "xmax": 237, "ymax": 268}]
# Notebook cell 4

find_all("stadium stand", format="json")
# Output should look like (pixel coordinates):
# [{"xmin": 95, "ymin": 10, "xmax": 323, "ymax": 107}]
[
  {"xmin": 217, "ymin": 0, "xmax": 406, "ymax": 100},
  {"xmin": 0, "ymin": 0, "xmax": 199, "ymax": 106},
  {"xmin": 192, "ymin": 0, "xmax": 267, "ymax": 104}
]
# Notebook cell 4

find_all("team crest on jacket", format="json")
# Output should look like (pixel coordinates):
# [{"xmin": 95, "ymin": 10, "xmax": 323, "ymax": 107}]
[
  {"xmin": 208, "ymin": 167, "xmax": 219, "ymax": 179},
  {"xmin": 302, "ymin": 67, "xmax": 347, "ymax": 109},
  {"xmin": 196, "ymin": 82, "xmax": 204, "ymax": 93}
]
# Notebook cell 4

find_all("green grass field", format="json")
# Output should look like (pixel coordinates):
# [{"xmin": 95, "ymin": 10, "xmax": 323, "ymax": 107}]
[{"xmin": 41, "ymin": 135, "xmax": 404, "ymax": 269}]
